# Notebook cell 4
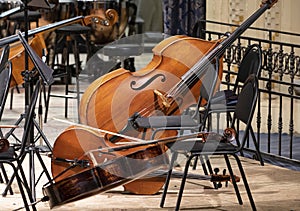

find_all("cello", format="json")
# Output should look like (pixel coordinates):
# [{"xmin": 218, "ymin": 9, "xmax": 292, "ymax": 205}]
[
  {"xmin": 52, "ymin": 0, "xmax": 278, "ymax": 196},
  {"xmin": 45, "ymin": 125, "xmax": 236, "ymax": 208}
]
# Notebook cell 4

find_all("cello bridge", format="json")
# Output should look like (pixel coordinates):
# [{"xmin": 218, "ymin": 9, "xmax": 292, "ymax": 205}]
[{"xmin": 154, "ymin": 89, "xmax": 171, "ymax": 108}]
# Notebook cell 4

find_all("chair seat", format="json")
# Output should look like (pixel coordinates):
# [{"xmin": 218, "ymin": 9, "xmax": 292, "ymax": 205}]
[
  {"xmin": 166, "ymin": 139, "xmax": 237, "ymax": 153},
  {"xmin": 0, "ymin": 147, "xmax": 15, "ymax": 159}
]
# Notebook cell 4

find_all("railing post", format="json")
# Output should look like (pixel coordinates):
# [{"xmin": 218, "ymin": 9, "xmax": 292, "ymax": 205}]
[
  {"xmin": 289, "ymin": 48, "xmax": 295, "ymax": 159},
  {"xmin": 266, "ymin": 32, "xmax": 273, "ymax": 153}
]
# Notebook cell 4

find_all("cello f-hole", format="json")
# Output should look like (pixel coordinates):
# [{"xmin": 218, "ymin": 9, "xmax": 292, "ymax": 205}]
[{"xmin": 130, "ymin": 73, "xmax": 166, "ymax": 90}]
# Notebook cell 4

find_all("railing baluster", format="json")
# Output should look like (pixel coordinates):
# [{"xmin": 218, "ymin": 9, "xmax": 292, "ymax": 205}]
[{"xmin": 200, "ymin": 20, "xmax": 300, "ymax": 166}]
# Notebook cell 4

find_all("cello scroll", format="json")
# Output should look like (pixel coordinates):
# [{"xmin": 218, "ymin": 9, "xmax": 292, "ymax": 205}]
[
  {"xmin": 83, "ymin": 9, "xmax": 119, "ymax": 44},
  {"xmin": 261, "ymin": 0, "xmax": 278, "ymax": 9}
]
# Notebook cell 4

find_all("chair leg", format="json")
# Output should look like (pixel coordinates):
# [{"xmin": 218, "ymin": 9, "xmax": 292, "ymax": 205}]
[
  {"xmin": 224, "ymin": 154, "xmax": 243, "ymax": 205},
  {"xmin": 15, "ymin": 171, "xmax": 31, "ymax": 211},
  {"xmin": 160, "ymin": 152, "xmax": 178, "ymax": 208},
  {"xmin": 44, "ymin": 85, "xmax": 52, "ymax": 123},
  {"xmin": 17, "ymin": 159, "xmax": 37, "ymax": 209},
  {"xmin": 0, "ymin": 164, "xmax": 13, "ymax": 195},
  {"xmin": 174, "ymin": 155, "xmax": 194, "ymax": 211},
  {"xmin": 193, "ymin": 155, "xmax": 213, "ymax": 175},
  {"xmin": 192, "ymin": 155, "xmax": 209, "ymax": 175},
  {"xmin": 192, "ymin": 155, "xmax": 216, "ymax": 186},
  {"xmin": 2, "ymin": 154, "xmax": 27, "ymax": 197},
  {"xmin": 205, "ymin": 156, "xmax": 214, "ymax": 175},
  {"xmin": 4, "ymin": 163, "xmax": 36, "ymax": 211},
  {"xmin": 10, "ymin": 86, "xmax": 20, "ymax": 110},
  {"xmin": 72, "ymin": 39, "xmax": 81, "ymax": 122},
  {"xmin": 250, "ymin": 127, "xmax": 264, "ymax": 166},
  {"xmin": 232, "ymin": 154, "xmax": 256, "ymax": 211},
  {"xmin": 200, "ymin": 156, "xmax": 209, "ymax": 174},
  {"xmin": 0, "ymin": 169, "xmax": 3, "ymax": 183},
  {"xmin": 204, "ymin": 156, "xmax": 221, "ymax": 189},
  {"xmin": 10, "ymin": 87, "xmax": 14, "ymax": 110}
]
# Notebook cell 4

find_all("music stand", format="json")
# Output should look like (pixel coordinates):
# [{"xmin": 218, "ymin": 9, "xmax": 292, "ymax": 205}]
[
  {"xmin": 2, "ymin": 32, "xmax": 55, "ymax": 204},
  {"xmin": 3, "ymin": 0, "xmax": 55, "ymax": 201},
  {"xmin": 18, "ymin": 32, "xmax": 54, "ymax": 86}
]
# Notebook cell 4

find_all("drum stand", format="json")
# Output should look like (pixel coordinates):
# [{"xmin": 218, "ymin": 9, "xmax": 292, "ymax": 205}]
[{"xmin": 2, "ymin": 0, "xmax": 55, "ymax": 202}]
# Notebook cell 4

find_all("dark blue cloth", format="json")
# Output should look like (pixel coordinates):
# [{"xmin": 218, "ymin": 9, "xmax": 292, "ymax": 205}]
[{"xmin": 162, "ymin": 0, "xmax": 206, "ymax": 36}]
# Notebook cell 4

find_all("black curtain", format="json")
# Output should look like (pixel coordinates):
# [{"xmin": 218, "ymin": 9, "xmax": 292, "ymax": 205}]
[{"xmin": 162, "ymin": 0, "xmax": 206, "ymax": 37}]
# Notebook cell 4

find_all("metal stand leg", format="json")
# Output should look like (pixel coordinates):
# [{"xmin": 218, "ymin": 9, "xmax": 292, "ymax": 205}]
[
  {"xmin": 3, "ymin": 91, "xmax": 52, "ymax": 200},
  {"xmin": 2, "ymin": 139, "xmax": 52, "ymax": 200}
]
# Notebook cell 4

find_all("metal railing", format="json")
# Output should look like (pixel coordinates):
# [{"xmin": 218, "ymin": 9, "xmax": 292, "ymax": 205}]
[{"xmin": 201, "ymin": 20, "xmax": 300, "ymax": 168}]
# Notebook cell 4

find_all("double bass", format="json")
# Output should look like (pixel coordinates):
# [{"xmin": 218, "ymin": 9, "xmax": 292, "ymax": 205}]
[
  {"xmin": 79, "ymin": 0, "xmax": 278, "ymax": 139},
  {"xmin": 50, "ymin": 0, "xmax": 278, "ymax": 199}
]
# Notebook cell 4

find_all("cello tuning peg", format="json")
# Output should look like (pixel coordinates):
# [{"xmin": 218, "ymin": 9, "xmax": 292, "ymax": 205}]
[
  {"xmin": 223, "ymin": 169, "xmax": 226, "ymax": 175},
  {"xmin": 224, "ymin": 32, "xmax": 231, "ymax": 37},
  {"xmin": 214, "ymin": 168, "xmax": 220, "ymax": 174},
  {"xmin": 223, "ymin": 169, "xmax": 229, "ymax": 187},
  {"xmin": 217, "ymin": 182, "xmax": 222, "ymax": 189}
]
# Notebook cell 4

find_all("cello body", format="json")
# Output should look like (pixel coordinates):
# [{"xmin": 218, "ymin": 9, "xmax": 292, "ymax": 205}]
[
  {"xmin": 51, "ymin": 125, "xmax": 168, "ymax": 195},
  {"xmin": 49, "ymin": 125, "xmax": 169, "ymax": 203},
  {"xmin": 80, "ymin": 35, "xmax": 223, "ymax": 139}
]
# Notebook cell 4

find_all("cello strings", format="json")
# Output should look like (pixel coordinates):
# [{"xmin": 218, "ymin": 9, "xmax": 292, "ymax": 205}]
[
  {"xmin": 138, "ymin": 37, "xmax": 224, "ymax": 118},
  {"xmin": 135, "ymin": 51, "xmax": 221, "ymax": 118}
]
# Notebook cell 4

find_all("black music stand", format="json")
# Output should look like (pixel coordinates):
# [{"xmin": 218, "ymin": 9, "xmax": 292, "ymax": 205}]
[
  {"xmin": 3, "ymin": 0, "xmax": 55, "ymax": 202},
  {"xmin": 2, "ymin": 32, "xmax": 54, "ymax": 204},
  {"xmin": 4, "ymin": 0, "xmax": 55, "ymax": 144}
]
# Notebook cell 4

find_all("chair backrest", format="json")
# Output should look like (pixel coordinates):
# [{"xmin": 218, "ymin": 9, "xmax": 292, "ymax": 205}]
[
  {"xmin": 233, "ymin": 44, "xmax": 262, "ymax": 93},
  {"xmin": 231, "ymin": 74, "xmax": 258, "ymax": 148},
  {"xmin": 0, "ymin": 45, "xmax": 12, "ymax": 120},
  {"xmin": 0, "ymin": 44, "xmax": 10, "ymax": 71}
]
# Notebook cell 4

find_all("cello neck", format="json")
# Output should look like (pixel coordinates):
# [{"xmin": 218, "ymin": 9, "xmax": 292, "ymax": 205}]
[
  {"xmin": 178, "ymin": 0, "xmax": 278, "ymax": 93},
  {"xmin": 212, "ymin": 0, "xmax": 278, "ymax": 56}
]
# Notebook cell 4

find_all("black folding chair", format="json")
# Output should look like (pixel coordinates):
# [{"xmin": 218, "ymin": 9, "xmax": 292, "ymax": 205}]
[
  {"xmin": 0, "ymin": 79, "xmax": 42, "ymax": 211},
  {"xmin": 0, "ymin": 45, "xmax": 18, "ymax": 195},
  {"xmin": 207, "ymin": 44, "xmax": 262, "ymax": 129},
  {"xmin": 160, "ymin": 74, "xmax": 259, "ymax": 211},
  {"xmin": 0, "ymin": 45, "xmax": 13, "ymax": 138}
]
